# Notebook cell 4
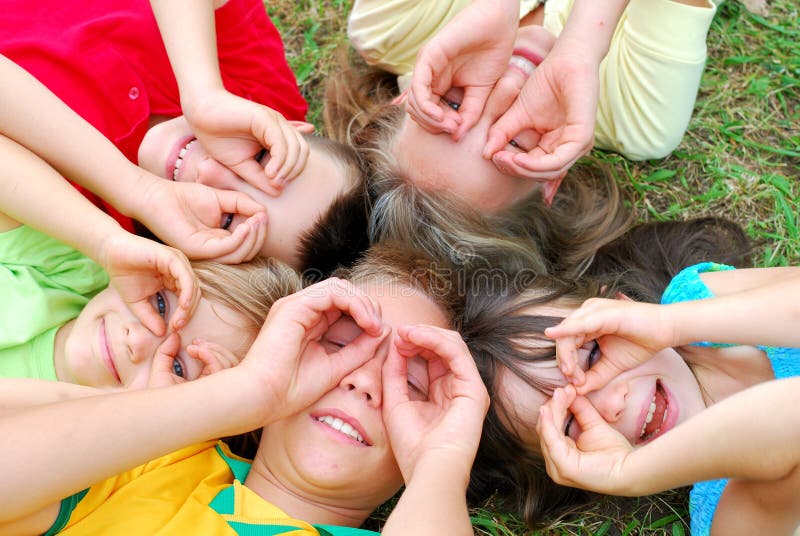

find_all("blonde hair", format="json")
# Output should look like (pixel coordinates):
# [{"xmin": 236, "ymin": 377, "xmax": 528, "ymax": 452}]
[
  {"xmin": 192, "ymin": 257, "xmax": 302, "ymax": 353},
  {"xmin": 324, "ymin": 52, "xmax": 633, "ymax": 279}
]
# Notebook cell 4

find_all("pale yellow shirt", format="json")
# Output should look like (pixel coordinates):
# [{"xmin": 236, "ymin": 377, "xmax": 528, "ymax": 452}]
[{"xmin": 348, "ymin": 0, "xmax": 718, "ymax": 160}]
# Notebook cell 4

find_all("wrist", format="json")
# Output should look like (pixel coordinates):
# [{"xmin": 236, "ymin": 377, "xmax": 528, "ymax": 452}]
[{"xmin": 403, "ymin": 448, "xmax": 473, "ymax": 489}]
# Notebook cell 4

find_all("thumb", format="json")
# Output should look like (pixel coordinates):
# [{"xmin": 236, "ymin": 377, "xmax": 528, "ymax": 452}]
[
  {"xmin": 215, "ymin": 188, "xmax": 268, "ymax": 219},
  {"xmin": 149, "ymin": 333, "xmax": 182, "ymax": 386},
  {"xmin": 483, "ymin": 100, "xmax": 530, "ymax": 158},
  {"xmin": 289, "ymin": 121, "xmax": 315, "ymax": 134},
  {"xmin": 570, "ymin": 395, "xmax": 608, "ymax": 432},
  {"xmin": 327, "ymin": 328, "xmax": 390, "ymax": 385},
  {"xmin": 452, "ymin": 85, "xmax": 491, "ymax": 140},
  {"xmin": 127, "ymin": 299, "xmax": 166, "ymax": 337},
  {"xmin": 230, "ymin": 159, "xmax": 279, "ymax": 196}
]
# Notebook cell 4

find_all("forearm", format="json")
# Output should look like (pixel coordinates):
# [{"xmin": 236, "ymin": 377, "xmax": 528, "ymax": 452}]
[
  {"xmin": 0, "ymin": 368, "xmax": 262, "ymax": 522},
  {"xmin": 0, "ymin": 135, "xmax": 125, "ymax": 262},
  {"xmin": 148, "ymin": 0, "xmax": 225, "ymax": 111},
  {"xmin": 0, "ymin": 379, "xmax": 105, "ymax": 415},
  {"xmin": 557, "ymin": 0, "xmax": 629, "ymax": 63},
  {"xmin": 0, "ymin": 56, "xmax": 153, "ymax": 217},
  {"xmin": 382, "ymin": 453, "xmax": 473, "ymax": 535},
  {"xmin": 668, "ymin": 272, "xmax": 800, "ymax": 347},
  {"xmin": 623, "ymin": 378, "xmax": 800, "ymax": 496}
]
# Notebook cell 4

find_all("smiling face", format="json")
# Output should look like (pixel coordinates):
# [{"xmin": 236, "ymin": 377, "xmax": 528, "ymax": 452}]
[
  {"xmin": 255, "ymin": 280, "xmax": 449, "ymax": 512},
  {"xmin": 393, "ymin": 26, "xmax": 556, "ymax": 211},
  {"xmin": 497, "ymin": 303, "xmax": 708, "ymax": 451},
  {"xmin": 55, "ymin": 288, "xmax": 249, "ymax": 389},
  {"xmin": 138, "ymin": 116, "xmax": 355, "ymax": 267}
]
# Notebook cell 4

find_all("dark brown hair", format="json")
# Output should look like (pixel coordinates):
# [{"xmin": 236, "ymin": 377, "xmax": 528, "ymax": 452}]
[{"xmin": 462, "ymin": 217, "xmax": 754, "ymax": 528}]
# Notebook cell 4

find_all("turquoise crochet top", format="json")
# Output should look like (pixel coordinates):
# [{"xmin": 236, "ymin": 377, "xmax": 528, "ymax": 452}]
[{"xmin": 660, "ymin": 262, "xmax": 800, "ymax": 535}]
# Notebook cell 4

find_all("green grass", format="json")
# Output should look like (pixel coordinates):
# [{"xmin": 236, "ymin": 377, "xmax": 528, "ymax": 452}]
[{"xmin": 266, "ymin": 0, "xmax": 799, "ymax": 533}]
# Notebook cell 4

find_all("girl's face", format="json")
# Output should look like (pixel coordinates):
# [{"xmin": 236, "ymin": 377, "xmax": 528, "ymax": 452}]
[
  {"xmin": 57, "ymin": 287, "xmax": 249, "ymax": 389},
  {"xmin": 393, "ymin": 26, "xmax": 556, "ymax": 211},
  {"xmin": 498, "ymin": 303, "xmax": 708, "ymax": 450},
  {"xmin": 257, "ymin": 281, "xmax": 449, "ymax": 511},
  {"xmin": 138, "ymin": 116, "xmax": 352, "ymax": 267}
]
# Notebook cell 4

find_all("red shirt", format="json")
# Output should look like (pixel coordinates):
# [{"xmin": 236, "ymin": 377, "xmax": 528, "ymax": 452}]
[{"xmin": 2, "ymin": 0, "xmax": 307, "ymax": 231}]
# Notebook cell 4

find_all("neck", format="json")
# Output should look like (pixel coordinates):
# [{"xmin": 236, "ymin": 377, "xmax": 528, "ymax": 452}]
[
  {"xmin": 243, "ymin": 454, "xmax": 374, "ymax": 528},
  {"xmin": 681, "ymin": 344, "xmax": 774, "ymax": 406},
  {"xmin": 52, "ymin": 320, "xmax": 76, "ymax": 382}
]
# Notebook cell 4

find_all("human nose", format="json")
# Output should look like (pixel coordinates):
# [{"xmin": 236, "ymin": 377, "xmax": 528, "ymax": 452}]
[
  {"xmin": 584, "ymin": 380, "xmax": 629, "ymax": 424},
  {"xmin": 339, "ymin": 354, "xmax": 385, "ymax": 408},
  {"xmin": 125, "ymin": 321, "xmax": 160, "ymax": 364}
]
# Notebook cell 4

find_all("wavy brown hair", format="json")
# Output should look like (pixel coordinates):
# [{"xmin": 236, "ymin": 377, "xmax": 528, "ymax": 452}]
[{"xmin": 462, "ymin": 217, "xmax": 754, "ymax": 529}]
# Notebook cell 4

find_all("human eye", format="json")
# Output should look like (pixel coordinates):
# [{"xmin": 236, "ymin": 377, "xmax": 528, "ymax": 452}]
[
  {"xmin": 221, "ymin": 213, "xmax": 234, "ymax": 230},
  {"xmin": 586, "ymin": 341, "xmax": 600, "ymax": 369},
  {"xmin": 255, "ymin": 148, "xmax": 269, "ymax": 165},
  {"xmin": 171, "ymin": 357, "xmax": 186, "ymax": 379},
  {"xmin": 440, "ymin": 96, "xmax": 460, "ymax": 111},
  {"xmin": 151, "ymin": 291, "xmax": 169, "ymax": 319},
  {"xmin": 406, "ymin": 357, "xmax": 430, "ymax": 401}
]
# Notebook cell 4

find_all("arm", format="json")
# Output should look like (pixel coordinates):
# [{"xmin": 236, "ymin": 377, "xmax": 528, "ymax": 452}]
[
  {"xmin": 0, "ymin": 134, "xmax": 198, "ymax": 333},
  {"xmin": 0, "ymin": 379, "xmax": 105, "ymax": 414},
  {"xmin": 0, "ymin": 55, "xmax": 268, "ymax": 263},
  {"xmin": 381, "ymin": 326, "xmax": 489, "ymax": 535},
  {"xmin": 148, "ymin": 0, "xmax": 311, "ymax": 191},
  {"xmin": 484, "ymin": 0, "xmax": 628, "ymax": 192},
  {"xmin": 0, "ymin": 278, "xmax": 385, "ymax": 524},
  {"xmin": 539, "ymin": 379, "xmax": 800, "ymax": 503},
  {"xmin": 546, "ymin": 268, "xmax": 800, "ymax": 393},
  {"xmin": 593, "ymin": 0, "xmax": 716, "ymax": 159}
]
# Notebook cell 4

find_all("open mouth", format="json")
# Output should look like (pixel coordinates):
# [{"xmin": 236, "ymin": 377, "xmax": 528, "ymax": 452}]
[
  {"xmin": 637, "ymin": 380, "xmax": 669, "ymax": 444},
  {"xmin": 313, "ymin": 414, "xmax": 370, "ymax": 446},
  {"xmin": 168, "ymin": 137, "xmax": 197, "ymax": 181}
]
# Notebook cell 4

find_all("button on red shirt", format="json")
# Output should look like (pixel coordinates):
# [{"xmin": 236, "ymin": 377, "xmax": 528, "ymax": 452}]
[{"xmin": 1, "ymin": 0, "xmax": 307, "ymax": 232}]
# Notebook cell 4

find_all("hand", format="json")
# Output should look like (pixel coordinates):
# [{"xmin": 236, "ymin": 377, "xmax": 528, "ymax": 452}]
[
  {"xmin": 407, "ymin": 0, "xmax": 518, "ymax": 139},
  {"xmin": 382, "ymin": 325, "xmax": 489, "ymax": 482},
  {"xmin": 134, "ymin": 176, "xmax": 268, "ymax": 264},
  {"xmin": 147, "ymin": 335, "xmax": 236, "ymax": 388},
  {"xmin": 544, "ymin": 298, "xmax": 677, "ymax": 394},
  {"xmin": 537, "ymin": 385, "xmax": 634, "ymax": 494},
  {"xmin": 236, "ymin": 278, "xmax": 389, "ymax": 424},
  {"xmin": 184, "ymin": 88, "xmax": 314, "ymax": 195},
  {"xmin": 484, "ymin": 39, "xmax": 598, "ymax": 192},
  {"xmin": 98, "ymin": 231, "xmax": 199, "ymax": 336}
]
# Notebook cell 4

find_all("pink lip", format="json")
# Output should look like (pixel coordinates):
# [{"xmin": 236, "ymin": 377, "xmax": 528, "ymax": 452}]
[
  {"xmin": 165, "ymin": 135, "xmax": 196, "ymax": 181},
  {"xmin": 310, "ymin": 408, "xmax": 372, "ymax": 447},
  {"xmin": 512, "ymin": 47, "xmax": 544, "ymax": 67},
  {"xmin": 635, "ymin": 380, "xmax": 679, "ymax": 444},
  {"xmin": 99, "ymin": 319, "xmax": 122, "ymax": 384}
]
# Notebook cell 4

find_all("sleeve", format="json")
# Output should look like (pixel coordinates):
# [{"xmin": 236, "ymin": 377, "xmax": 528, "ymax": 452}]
[
  {"xmin": 347, "ymin": 0, "xmax": 472, "ymax": 77},
  {"xmin": 689, "ymin": 478, "xmax": 728, "ymax": 536},
  {"xmin": 213, "ymin": 0, "xmax": 308, "ymax": 121},
  {"xmin": 593, "ymin": 0, "xmax": 717, "ymax": 160},
  {"xmin": 0, "ymin": 226, "xmax": 108, "ymax": 348}
]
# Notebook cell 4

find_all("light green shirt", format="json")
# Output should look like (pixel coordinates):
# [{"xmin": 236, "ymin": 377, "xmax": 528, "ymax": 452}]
[{"xmin": 0, "ymin": 225, "xmax": 108, "ymax": 380}]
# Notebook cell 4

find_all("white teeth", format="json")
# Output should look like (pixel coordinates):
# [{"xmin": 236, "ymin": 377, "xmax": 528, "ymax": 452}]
[
  {"xmin": 172, "ymin": 139, "xmax": 196, "ymax": 180},
  {"xmin": 640, "ymin": 393, "xmax": 657, "ymax": 438},
  {"xmin": 316, "ymin": 415, "xmax": 365, "ymax": 444},
  {"xmin": 509, "ymin": 55, "xmax": 536, "ymax": 76}
]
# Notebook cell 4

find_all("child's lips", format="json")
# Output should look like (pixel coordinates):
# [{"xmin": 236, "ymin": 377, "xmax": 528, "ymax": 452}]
[
  {"xmin": 310, "ymin": 408, "xmax": 372, "ymax": 447},
  {"xmin": 166, "ymin": 135, "xmax": 197, "ymax": 182},
  {"xmin": 99, "ymin": 319, "xmax": 122, "ymax": 384},
  {"xmin": 636, "ymin": 381, "xmax": 678, "ymax": 444}
]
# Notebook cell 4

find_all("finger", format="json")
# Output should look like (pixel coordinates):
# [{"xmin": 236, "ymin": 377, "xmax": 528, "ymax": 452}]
[
  {"xmin": 542, "ymin": 173, "xmax": 566, "ymax": 206},
  {"xmin": 215, "ymin": 188, "xmax": 267, "ymax": 219},
  {"xmin": 510, "ymin": 141, "xmax": 588, "ymax": 175},
  {"xmin": 280, "ymin": 129, "xmax": 309, "ymax": 185},
  {"xmin": 262, "ymin": 127, "xmax": 289, "ymax": 180},
  {"xmin": 381, "ymin": 341, "xmax": 411, "ymax": 409},
  {"xmin": 167, "ymin": 258, "xmax": 199, "ymax": 332},
  {"xmin": 189, "ymin": 339, "xmax": 240, "ymax": 371},
  {"xmin": 232, "ymin": 158, "xmax": 279, "ymax": 195},
  {"xmin": 273, "ymin": 122, "xmax": 302, "ymax": 182},
  {"xmin": 569, "ymin": 394, "xmax": 608, "ymax": 433},
  {"xmin": 301, "ymin": 278, "xmax": 384, "ymax": 337},
  {"xmin": 128, "ymin": 299, "xmax": 167, "ymax": 337},
  {"xmin": 452, "ymin": 85, "xmax": 491, "ymax": 140},
  {"xmin": 483, "ymin": 100, "xmax": 530, "ymax": 158},
  {"xmin": 289, "ymin": 120, "xmax": 315, "ymax": 134},
  {"xmin": 325, "ymin": 327, "xmax": 391, "ymax": 386},
  {"xmin": 409, "ymin": 61, "xmax": 444, "ymax": 123},
  {"xmin": 396, "ymin": 325, "xmax": 479, "ymax": 386},
  {"xmin": 149, "ymin": 333, "xmax": 182, "ymax": 387}
]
